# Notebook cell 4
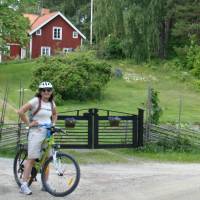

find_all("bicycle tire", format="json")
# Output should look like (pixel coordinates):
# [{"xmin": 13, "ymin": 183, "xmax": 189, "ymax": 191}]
[
  {"xmin": 13, "ymin": 148, "xmax": 34, "ymax": 187},
  {"xmin": 41, "ymin": 152, "xmax": 80, "ymax": 197}
]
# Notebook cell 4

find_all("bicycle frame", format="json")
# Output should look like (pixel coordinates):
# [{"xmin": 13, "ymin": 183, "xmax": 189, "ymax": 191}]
[{"xmin": 33, "ymin": 127, "xmax": 57, "ymax": 172}]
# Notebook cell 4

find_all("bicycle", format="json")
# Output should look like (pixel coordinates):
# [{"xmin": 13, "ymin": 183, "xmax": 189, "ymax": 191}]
[{"xmin": 13, "ymin": 124, "xmax": 80, "ymax": 197}]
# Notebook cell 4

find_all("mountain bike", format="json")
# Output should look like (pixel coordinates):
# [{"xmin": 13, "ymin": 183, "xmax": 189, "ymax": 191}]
[{"xmin": 13, "ymin": 125, "xmax": 80, "ymax": 197}]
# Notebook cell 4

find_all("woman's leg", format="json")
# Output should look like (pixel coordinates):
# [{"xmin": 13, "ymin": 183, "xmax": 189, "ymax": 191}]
[
  {"xmin": 22, "ymin": 159, "xmax": 35, "ymax": 182},
  {"xmin": 20, "ymin": 159, "xmax": 35, "ymax": 195}
]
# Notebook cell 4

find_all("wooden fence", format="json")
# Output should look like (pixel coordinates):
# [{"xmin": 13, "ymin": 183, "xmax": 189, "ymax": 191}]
[
  {"xmin": 1, "ymin": 122, "xmax": 200, "ymax": 150},
  {"xmin": 148, "ymin": 124, "xmax": 200, "ymax": 146}
]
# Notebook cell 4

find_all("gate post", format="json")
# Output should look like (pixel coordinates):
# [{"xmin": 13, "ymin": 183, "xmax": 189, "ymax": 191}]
[
  {"xmin": 132, "ymin": 115, "xmax": 138, "ymax": 147},
  {"xmin": 93, "ymin": 108, "xmax": 99, "ymax": 148},
  {"xmin": 88, "ymin": 109, "xmax": 93, "ymax": 149},
  {"xmin": 138, "ymin": 108, "xmax": 144, "ymax": 146},
  {"xmin": 88, "ymin": 108, "xmax": 99, "ymax": 149}
]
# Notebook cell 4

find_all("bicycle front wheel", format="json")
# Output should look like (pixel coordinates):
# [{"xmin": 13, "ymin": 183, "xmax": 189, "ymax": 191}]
[{"xmin": 41, "ymin": 152, "xmax": 80, "ymax": 197}]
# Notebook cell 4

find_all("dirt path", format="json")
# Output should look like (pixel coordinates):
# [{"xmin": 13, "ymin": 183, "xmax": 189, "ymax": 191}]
[{"xmin": 1, "ymin": 157, "xmax": 200, "ymax": 200}]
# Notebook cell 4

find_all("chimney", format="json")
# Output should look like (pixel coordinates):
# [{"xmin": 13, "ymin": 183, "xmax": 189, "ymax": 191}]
[{"xmin": 41, "ymin": 8, "xmax": 50, "ymax": 15}]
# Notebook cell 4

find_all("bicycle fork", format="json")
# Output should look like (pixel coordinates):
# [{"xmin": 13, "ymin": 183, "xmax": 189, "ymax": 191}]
[{"xmin": 53, "ymin": 151, "xmax": 64, "ymax": 176}]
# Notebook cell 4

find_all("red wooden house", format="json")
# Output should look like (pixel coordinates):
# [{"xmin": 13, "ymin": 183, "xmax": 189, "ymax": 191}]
[{"xmin": 1, "ymin": 9, "xmax": 86, "ymax": 62}]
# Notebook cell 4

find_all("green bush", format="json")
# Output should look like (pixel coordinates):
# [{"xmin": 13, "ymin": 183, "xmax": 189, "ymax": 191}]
[
  {"xmin": 156, "ymin": 135, "xmax": 193, "ymax": 152},
  {"xmin": 97, "ymin": 34, "xmax": 124, "ymax": 59},
  {"xmin": 150, "ymin": 88, "xmax": 163, "ymax": 125},
  {"xmin": 30, "ymin": 51, "xmax": 112, "ymax": 101},
  {"xmin": 191, "ymin": 51, "xmax": 200, "ymax": 78},
  {"xmin": 54, "ymin": 93, "xmax": 64, "ymax": 106}
]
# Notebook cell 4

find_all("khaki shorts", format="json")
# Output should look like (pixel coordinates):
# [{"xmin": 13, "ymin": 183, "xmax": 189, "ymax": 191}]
[{"xmin": 28, "ymin": 127, "xmax": 47, "ymax": 159}]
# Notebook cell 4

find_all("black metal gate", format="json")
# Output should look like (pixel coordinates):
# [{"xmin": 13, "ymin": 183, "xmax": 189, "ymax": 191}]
[{"xmin": 56, "ymin": 108, "xmax": 144, "ymax": 149}]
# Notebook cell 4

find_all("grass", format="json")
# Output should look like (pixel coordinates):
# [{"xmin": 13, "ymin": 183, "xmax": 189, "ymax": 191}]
[
  {"xmin": 0, "ymin": 148, "xmax": 131, "ymax": 164},
  {"xmin": 2, "ymin": 57, "xmax": 200, "ymax": 163},
  {"xmin": 0, "ymin": 148, "xmax": 16, "ymax": 158},
  {"xmin": 2, "ymin": 147, "xmax": 200, "ymax": 163},
  {"xmin": 0, "ymin": 60, "xmax": 37, "ymax": 121},
  {"xmin": 1, "ymin": 57, "xmax": 200, "ymax": 123},
  {"xmin": 111, "ymin": 148, "xmax": 200, "ymax": 163}
]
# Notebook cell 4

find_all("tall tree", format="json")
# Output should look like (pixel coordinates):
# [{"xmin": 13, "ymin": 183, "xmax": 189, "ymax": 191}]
[
  {"xmin": 0, "ymin": 3, "xmax": 30, "ymax": 52},
  {"xmin": 93, "ymin": 0, "xmax": 124, "ymax": 43},
  {"xmin": 172, "ymin": 0, "xmax": 200, "ymax": 47}
]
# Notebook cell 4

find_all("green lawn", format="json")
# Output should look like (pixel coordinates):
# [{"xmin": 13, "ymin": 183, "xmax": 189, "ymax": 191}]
[
  {"xmin": 0, "ymin": 58, "xmax": 200, "ymax": 124},
  {"xmin": 2, "ymin": 147, "xmax": 200, "ymax": 164}
]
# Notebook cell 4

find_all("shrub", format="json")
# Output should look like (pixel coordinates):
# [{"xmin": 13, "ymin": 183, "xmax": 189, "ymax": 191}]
[
  {"xmin": 54, "ymin": 93, "xmax": 64, "ymax": 106},
  {"xmin": 156, "ymin": 135, "xmax": 193, "ymax": 152},
  {"xmin": 191, "ymin": 51, "xmax": 200, "ymax": 78},
  {"xmin": 30, "ymin": 52, "xmax": 112, "ymax": 101},
  {"xmin": 150, "ymin": 88, "xmax": 163, "ymax": 125},
  {"xmin": 97, "ymin": 34, "xmax": 124, "ymax": 59}
]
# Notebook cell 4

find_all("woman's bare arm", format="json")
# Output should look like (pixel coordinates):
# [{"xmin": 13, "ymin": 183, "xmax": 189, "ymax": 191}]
[
  {"xmin": 17, "ymin": 103, "xmax": 32, "ymax": 126},
  {"xmin": 17, "ymin": 103, "xmax": 38, "ymax": 127},
  {"xmin": 52, "ymin": 107, "xmax": 57, "ymax": 125}
]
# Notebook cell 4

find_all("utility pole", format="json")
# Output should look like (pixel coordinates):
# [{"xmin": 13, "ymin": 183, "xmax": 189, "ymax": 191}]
[
  {"xmin": 38, "ymin": 0, "xmax": 43, "ymax": 15},
  {"xmin": 90, "ymin": 0, "xmax": 93, "ymax": 45},
  {"xmin": 146, "ymin": 85, "xmax": 152, "ymax": 141}
]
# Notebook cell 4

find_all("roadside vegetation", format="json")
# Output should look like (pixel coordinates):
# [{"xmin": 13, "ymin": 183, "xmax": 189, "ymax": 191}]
[
  {"xmin": 1, "ymin": 54, "xmax": 200, "ymax": 124},
  {"xmin": 1, "ymin": 1, "xmax": 200, "ymax": 162}
]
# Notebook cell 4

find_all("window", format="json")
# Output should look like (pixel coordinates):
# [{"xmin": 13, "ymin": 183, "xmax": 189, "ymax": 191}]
[
  {"xmin": 72, "ymin": 31, "xmax": 78, "ymax": 39},
  {"xmin": 3, "ymin": 45, "xmax": 10, "ymax": 54},
  {"xmin": 63, "ymin": 48, "xmax": 73, "ymax": 54},
  {"xmin": 53, "ymin": 27, "xmax": 62, "ymax": 40},
  {"xmin": 36, "ymin": 29, "xmax": 42, "ymax": 36},
  {"xmin": 41, "ymin": 47, "xmax": 51, "ymax": 56}
]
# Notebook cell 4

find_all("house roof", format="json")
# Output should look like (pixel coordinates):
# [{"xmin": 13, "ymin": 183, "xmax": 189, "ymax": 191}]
[
  {"xmin": 23, "ymin": 10, "xmax": 86, "ymax": 40},
  {"xmin": 23, "ymin": 14, "xmax": 39, "ymax": 25}
]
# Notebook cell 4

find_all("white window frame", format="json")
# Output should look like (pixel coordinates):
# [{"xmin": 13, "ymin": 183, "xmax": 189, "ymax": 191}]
[
  {"xmin": 72, "ymin": 31, "xmax": 78, "ymax": 39},
  {"xmin": 36, "ymin": 29, "xmax": 42, "ymax": 36},
  {"xmin": 63, "ymin": 48, "xmax": 73, "ymax": 54},
  {"xmin": 3, "ymin": 45, "xmax": 10, "ymax": 54},
  {"xmin": 53, "ymin": 27, "xmax": 62, "ymax": 40},
  {"xmin": 41, "ymin": 46, "xmax": 51, "ymax": 56}
]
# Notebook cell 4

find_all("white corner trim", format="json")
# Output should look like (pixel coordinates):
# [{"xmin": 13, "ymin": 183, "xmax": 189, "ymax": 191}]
[
  {"xmin": 29, "ymin": 12, "xmax": 86, "ymax": 40},
  {"xmin": 29, "ymin": 36, "xmax": 32, "ymax": 59},
  {"xmin": 81, "ymin": 38, "xmax": 83, "ymax": 46}
]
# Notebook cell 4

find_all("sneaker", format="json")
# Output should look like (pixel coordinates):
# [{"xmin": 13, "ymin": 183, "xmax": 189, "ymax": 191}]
[
  {"xmin": 41, "ymin": 186, "xmax": 46, "ymax": 192},
  {"xmin": 20, "ymin": 182, "xmax": 32, "ymax": 195}
]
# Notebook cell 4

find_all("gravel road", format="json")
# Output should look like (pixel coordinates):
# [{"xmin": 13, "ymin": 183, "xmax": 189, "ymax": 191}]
[{"xmin": 1, "ymin": 157, "xmax": 200, "ymax": 200}]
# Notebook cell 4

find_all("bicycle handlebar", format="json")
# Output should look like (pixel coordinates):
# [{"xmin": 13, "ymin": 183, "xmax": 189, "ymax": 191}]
[{"xmin": 29, "ymin": 124, "xmax": 67, "ymax": 135}]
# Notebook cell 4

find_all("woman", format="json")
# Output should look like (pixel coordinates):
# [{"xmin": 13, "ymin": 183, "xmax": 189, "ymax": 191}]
[{"xmin": 17, "ymin": 81, "xmax": 57, "ymax": 195}]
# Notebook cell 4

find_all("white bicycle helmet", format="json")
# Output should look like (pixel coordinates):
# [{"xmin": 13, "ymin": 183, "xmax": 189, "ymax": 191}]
[{"xmin": 39, "ymin": 81, "xmax": 53, "ymax": 89}]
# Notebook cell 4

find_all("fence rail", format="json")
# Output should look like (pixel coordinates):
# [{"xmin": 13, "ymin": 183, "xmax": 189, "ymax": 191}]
[
  {"xmin": 2, "ymin": 121, "xmax": 200, "ymax": 150},
  {"xmin": 149, "ymin": 124, "xmax": 200, "ymax": 145}
]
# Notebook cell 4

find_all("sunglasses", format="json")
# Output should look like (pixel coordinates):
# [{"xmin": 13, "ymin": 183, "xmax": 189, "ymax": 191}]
[{"xmin": 41, "ymin": 88, "xmax": 52, "ymax": 92}]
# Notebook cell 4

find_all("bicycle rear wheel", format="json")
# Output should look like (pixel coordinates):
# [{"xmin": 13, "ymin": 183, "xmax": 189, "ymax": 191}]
[
  {"xmin": 13, "ymin": 147, "xmax": 35, "ymax": 187},
  {"xmin": 41, "ymin": 152, "xmax": 80, "ymax": 197}
]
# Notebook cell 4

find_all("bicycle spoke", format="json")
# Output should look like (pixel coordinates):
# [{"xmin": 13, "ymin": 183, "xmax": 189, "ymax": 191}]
[{"xmin": 42, "ymin": 153, "xmax": 80, "ymax": 196}]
